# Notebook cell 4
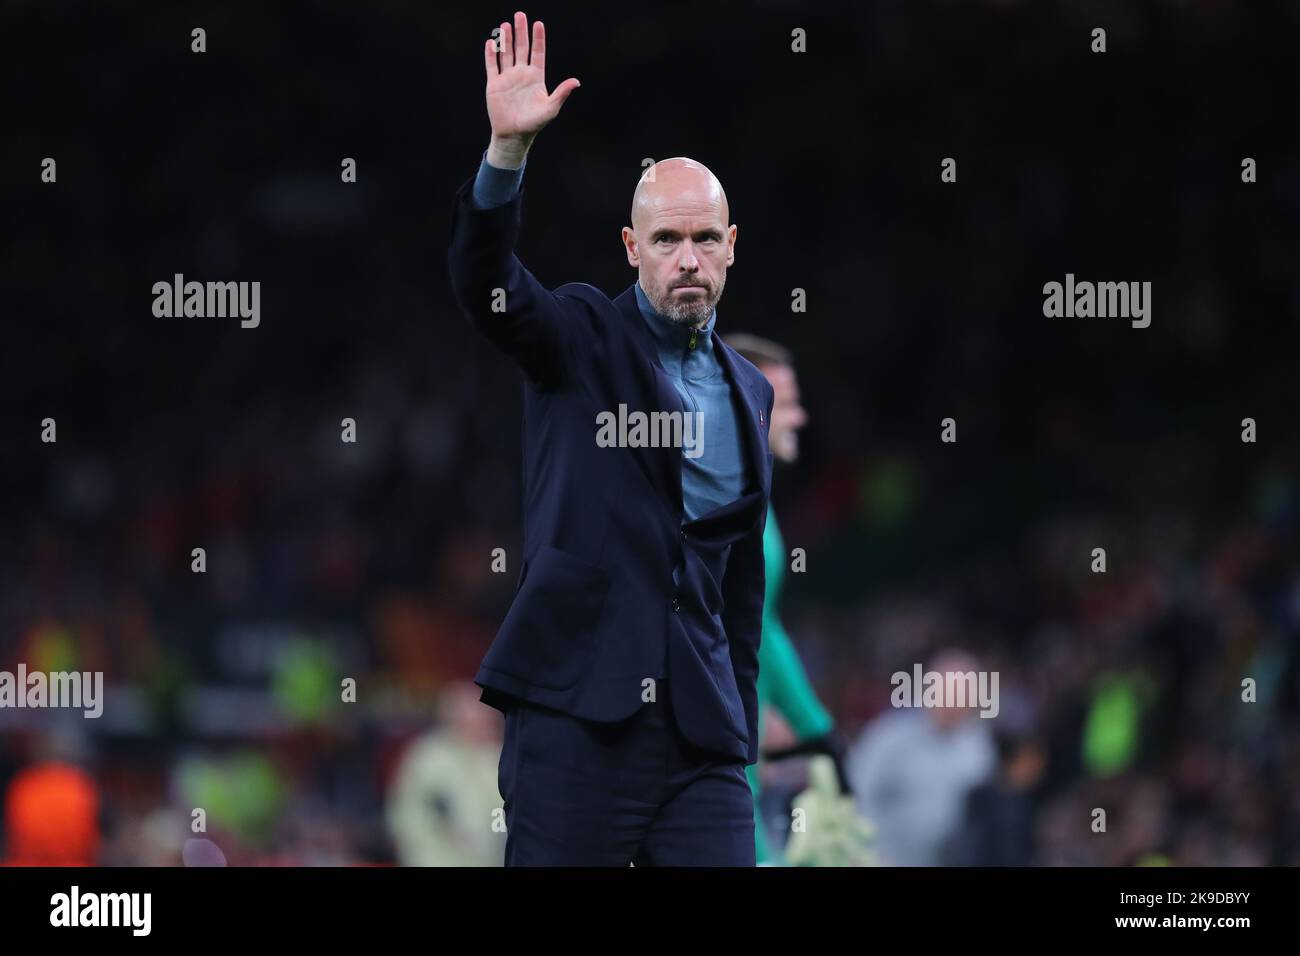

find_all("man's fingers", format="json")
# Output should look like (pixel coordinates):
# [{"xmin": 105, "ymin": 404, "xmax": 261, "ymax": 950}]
[
  {"xmin": 501, "ymin": 21, "xmax": 513, "ymax": 66},
  {"xmin": 484, "ymin": 37, "xmax": 498, "ymax": 78},
  {"xmin": 531, "ymin": 19, "xmax": 545, "ymax": 70},
  {"xmin": 513, "ymin": 11, "xmax": 528, "ymax": 67}
]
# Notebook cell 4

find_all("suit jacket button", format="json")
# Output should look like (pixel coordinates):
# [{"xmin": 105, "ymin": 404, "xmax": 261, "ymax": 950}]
[{"xmin": 671, "ymin": 597, "xmax": 681, "ymax": 612}]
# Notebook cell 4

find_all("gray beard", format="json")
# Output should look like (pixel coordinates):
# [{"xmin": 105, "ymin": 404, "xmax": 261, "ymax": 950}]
[{"xmin": 651, "ymin": 284, "xmax": 722, "ymax": 327}]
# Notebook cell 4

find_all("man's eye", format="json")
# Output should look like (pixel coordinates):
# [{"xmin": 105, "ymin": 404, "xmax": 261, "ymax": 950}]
[{"xmin": 656, "ymin": 236, "xmax": 674, "ymax": 243}]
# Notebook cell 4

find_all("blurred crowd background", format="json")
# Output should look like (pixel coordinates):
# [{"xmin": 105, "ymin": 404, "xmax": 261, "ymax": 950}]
[{"xmin": 3, "ymin": 0, "xmax": 1299, "ymax": 865}]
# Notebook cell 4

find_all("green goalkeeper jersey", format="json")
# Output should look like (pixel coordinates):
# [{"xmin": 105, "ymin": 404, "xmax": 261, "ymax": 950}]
[{"xmin": 747, "ymin": 503, "xmax": 834, "ymax": 863}]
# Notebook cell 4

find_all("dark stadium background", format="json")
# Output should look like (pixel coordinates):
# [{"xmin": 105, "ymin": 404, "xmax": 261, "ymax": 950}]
[{"xmin": 2, "ymin": 0, "xmax": 1298, "ymax": 865}]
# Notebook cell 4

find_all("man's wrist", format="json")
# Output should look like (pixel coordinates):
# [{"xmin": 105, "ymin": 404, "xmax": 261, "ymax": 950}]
[{"xmin": 486, "ymin": 135, "xmax": 532, "ymax": 170}]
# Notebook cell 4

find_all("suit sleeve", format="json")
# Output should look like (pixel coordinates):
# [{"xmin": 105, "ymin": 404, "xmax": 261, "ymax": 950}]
[
  {"xmin": 447, "ymin": 174, "xmax": 582, "ymax": 389},
  {"xmin": 722, "ymin": 381, "xmax": 776, "ymax": 766}
]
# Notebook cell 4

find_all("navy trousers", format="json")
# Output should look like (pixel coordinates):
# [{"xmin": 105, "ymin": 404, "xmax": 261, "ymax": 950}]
[{"xmin": 497, "ymin": 683, "xmax": 756, "ymax": 866}]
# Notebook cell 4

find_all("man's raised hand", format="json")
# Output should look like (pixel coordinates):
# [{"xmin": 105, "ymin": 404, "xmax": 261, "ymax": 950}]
[{"xmin": 484, "ymin": 12, "xmax": 580, "ymax": 168}]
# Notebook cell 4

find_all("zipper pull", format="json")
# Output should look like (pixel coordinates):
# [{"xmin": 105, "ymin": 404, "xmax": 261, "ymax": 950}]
[{"xmin": 687, "ymin": 328, "xmax": 697, "ymax": 350}]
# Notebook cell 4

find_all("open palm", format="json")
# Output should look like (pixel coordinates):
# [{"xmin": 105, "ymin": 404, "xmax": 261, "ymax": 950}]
[{"xmin": 484, "ymin": 12, "xmax": 580, "ymax": 145}]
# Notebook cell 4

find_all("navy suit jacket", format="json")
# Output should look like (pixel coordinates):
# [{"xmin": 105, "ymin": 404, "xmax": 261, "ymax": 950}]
[{"xmin": 447, "ymin": 174, "xmax": 774, "ymax": 765}]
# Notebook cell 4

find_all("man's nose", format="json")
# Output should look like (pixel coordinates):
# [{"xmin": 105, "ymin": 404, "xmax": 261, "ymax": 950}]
[{"xmin": 677, "ymin": 241, "xmax": 699, "ymax": 270}]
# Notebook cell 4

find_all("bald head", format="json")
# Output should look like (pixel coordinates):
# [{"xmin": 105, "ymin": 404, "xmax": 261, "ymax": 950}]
[
  {"xmin": 621, "ymin": 158, "xmax": 737, "ymax": 327},
  {"xmin": 630, "ymin": 158, "xmax": 729, "ymax": 232}
]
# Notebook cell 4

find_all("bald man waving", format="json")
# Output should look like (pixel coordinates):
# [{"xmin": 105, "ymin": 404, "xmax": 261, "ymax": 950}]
[{"xmin": 448, "ymin": 11, "xmax": 774, "ymax": 867}]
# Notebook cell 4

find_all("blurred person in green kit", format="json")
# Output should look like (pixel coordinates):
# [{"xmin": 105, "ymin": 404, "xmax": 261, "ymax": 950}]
[{"xmin": 726, "ymin": 334, "xmax": 854, "ymax": 864}]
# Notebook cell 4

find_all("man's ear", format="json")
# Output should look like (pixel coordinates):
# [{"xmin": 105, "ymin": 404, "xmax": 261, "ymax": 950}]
[
  {"xmin": 726, "ymin": 223, "xmax": 737, "ymax": 267},
  {"xmin": 621, "ymin": 226, "xmax": 639, "ymax": 267}
]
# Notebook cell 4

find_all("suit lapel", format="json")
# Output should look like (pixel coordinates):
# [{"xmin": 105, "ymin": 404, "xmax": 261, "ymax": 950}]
[
  {"xmin": 616, "ymin": 285, "xmax": 685, "ymax": 515},
  {"xmin": 714, "ymin": 335, "xmax": 771, "ymax": 500}
]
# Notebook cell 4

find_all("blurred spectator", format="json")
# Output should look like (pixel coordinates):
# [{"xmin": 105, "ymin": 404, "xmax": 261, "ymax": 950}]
[
  {"xmin": 385, "ymin": 682, "xmax": 506, "ymax": 866},
  {"xmin": 942, "ymin": 730, "xmax": 1046, "ymax": 866},
  {"xmin": 848, "ymin": 651, "xmax": 997, "ymax": 865},
  {"xmin": 2, "ymin": 762, "xmax": 101, "ymax": 866}
]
